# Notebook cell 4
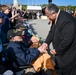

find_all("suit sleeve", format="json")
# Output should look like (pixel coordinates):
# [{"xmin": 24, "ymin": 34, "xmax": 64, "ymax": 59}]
[
  {"xmin": 56, "ymin": 21, "xmax": 75, "ymax": 56},
  {"xmin": 45, "ymin": 25, "xmax": 54, "ymax": 45}
]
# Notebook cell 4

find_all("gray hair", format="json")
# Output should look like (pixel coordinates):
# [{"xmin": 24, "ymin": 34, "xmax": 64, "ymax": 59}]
[{"xmin": 46, "ymin": 3, "xmax": 59, "ymax": 14}]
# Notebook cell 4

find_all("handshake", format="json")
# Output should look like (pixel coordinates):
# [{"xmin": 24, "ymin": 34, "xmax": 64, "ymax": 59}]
[
  {"xmin": 38, "ymin": 43, "xmax": 57, "ymax": 55},
  {"xmin": 38, "ymin": 43, "xmax": 48, "ymax": 53}
]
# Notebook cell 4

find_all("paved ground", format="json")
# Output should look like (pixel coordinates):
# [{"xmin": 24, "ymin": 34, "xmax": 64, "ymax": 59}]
[
  {"xmin": 28, "ymin": 19, "xmax": 50, "ymax": 40},
  {"xmin": 28, "ymin": 19, "xmax": 53, "ymax": 49}
]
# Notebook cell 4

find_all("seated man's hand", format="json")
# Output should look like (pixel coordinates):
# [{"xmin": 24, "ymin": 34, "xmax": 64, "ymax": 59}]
[
  {"xmin": 41, "ymin": 43, "xmax": 48, "ymax": 50},
  {"xmin": 38, "ymin": 45, "xmax": 47, "ymax": 53}
]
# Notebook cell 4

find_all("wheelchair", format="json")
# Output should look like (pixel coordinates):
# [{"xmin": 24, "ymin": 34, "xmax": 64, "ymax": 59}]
[
  {"xmin": 0, "ymin": 43, "xmax": 52, "ymax": 75},
  {"xmin": 0, "ymin": 43, "xmax": 35, "ymax": 75}
]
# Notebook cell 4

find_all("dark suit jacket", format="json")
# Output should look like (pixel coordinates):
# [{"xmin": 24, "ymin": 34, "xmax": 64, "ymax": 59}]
[{"xmin": 45, "ymin": 11, "xmax": 76, "ymax": 69}]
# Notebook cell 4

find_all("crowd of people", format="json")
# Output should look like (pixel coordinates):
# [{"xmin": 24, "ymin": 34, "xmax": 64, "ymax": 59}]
[
  {"xmin": 0, "ymin": 5, "xmax": 55, "ymax": 75},
  {"xmin": 0, "ymin": 3, "xmax": 76, "ymax": 75},
  {"xmin": 64, "ymin": 7, "xmax": 76, "ymax": 18}
]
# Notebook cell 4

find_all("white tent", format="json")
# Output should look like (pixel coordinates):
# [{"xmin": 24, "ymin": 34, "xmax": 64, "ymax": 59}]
[{"xmin": 27, "ymin": 5, "xmax": 42, "ymax": 11}]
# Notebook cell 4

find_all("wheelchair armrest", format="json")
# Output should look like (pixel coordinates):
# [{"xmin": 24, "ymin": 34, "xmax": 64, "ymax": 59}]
[{"xmin": 18, "ymin": 65, "xmax": 33, "ymax": 69}]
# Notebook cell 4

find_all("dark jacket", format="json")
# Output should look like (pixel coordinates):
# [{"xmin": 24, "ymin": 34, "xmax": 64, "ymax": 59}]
[
  {"xmin": 45, "ymin": 11, "xmax": 76, "ymax": 69},
  {"xmin": 0, "ymin": 12, "xmax": 10, "ymax": 44},
  {"xmin": 22, "ymin": 29, "xmax": 33, "ymax": 48},
  {"xmin": 1, "ymin": 12, "xmax": 10, "ymax": 33},
  {"xmin": 6, "ymin": 41, "xmax": 40, "ymax": 67}
]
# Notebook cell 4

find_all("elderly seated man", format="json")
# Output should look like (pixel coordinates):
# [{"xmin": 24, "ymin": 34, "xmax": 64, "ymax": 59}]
[{"xmin": 6, "ymin": 29, "xmax": 56, "ymax": 75}]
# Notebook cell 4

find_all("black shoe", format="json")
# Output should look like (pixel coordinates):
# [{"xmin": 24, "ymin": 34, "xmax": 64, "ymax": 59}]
[{"xmin": 44, "ymin": 69, "xmax": 52, "ymax": 75}]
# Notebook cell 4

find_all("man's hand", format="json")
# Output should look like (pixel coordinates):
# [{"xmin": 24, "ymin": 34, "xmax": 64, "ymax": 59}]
[
  {"xmin": 9, "ymin": 13, "xmax": 19, "ymax": 21},
  {"xmin": 38, "ymin": 45, "xmax": 47, "ymax": 53},
  {"xmin": 41, "ymin": 43, "xmax": 48, "ymax": 50},
  {"xmin": 50, "ymin": 49, "xmax": 57, "ymax": 55}
]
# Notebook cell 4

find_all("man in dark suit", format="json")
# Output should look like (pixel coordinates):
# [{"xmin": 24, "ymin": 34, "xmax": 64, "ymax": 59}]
[{"xmin": 42, "ymin": 3, "xmax": 76, "ymax": 75}]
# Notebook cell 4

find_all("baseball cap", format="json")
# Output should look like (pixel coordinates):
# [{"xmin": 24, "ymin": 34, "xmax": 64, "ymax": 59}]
[{"xmin": 7, "ymin": 29, "xmax": 22, "ymax": 40}]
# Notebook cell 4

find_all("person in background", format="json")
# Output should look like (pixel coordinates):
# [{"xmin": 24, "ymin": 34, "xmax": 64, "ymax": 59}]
[
  {"xmin": 0, "ymin": 6, "xmax": 11, "ymax": 45},
  {"xmin": 0, "ymin": 13, "xmax": 3, "ymax": 52},
  {"xmin": 0, "ymin": 6, "xmax": 19, "ymax": 45},
  {"xmin": 23, "ymin": 11, "xmax": 29, "ymax": 21},
  {"xmin": 42, "ymin": 3, "xmax": 76, "ymax": 75},
  {"xmin": 8, "ymin": 7, "xmax": 15, "ymax": 29},
  {"xmin": 1, "ymin": 6, "xmax": 10, "ymax": 33}
]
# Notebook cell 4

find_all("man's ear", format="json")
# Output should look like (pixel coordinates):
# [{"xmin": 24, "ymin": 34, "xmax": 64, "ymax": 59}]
[{"xmin": 52, "ymin": 12, "xmax": 57, "ymax": 18}]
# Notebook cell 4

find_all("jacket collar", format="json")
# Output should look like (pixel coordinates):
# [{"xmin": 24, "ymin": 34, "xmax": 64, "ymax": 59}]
[{"xmin": 55, "ymin": 10, "xmax": 60, "ymax": 25}]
